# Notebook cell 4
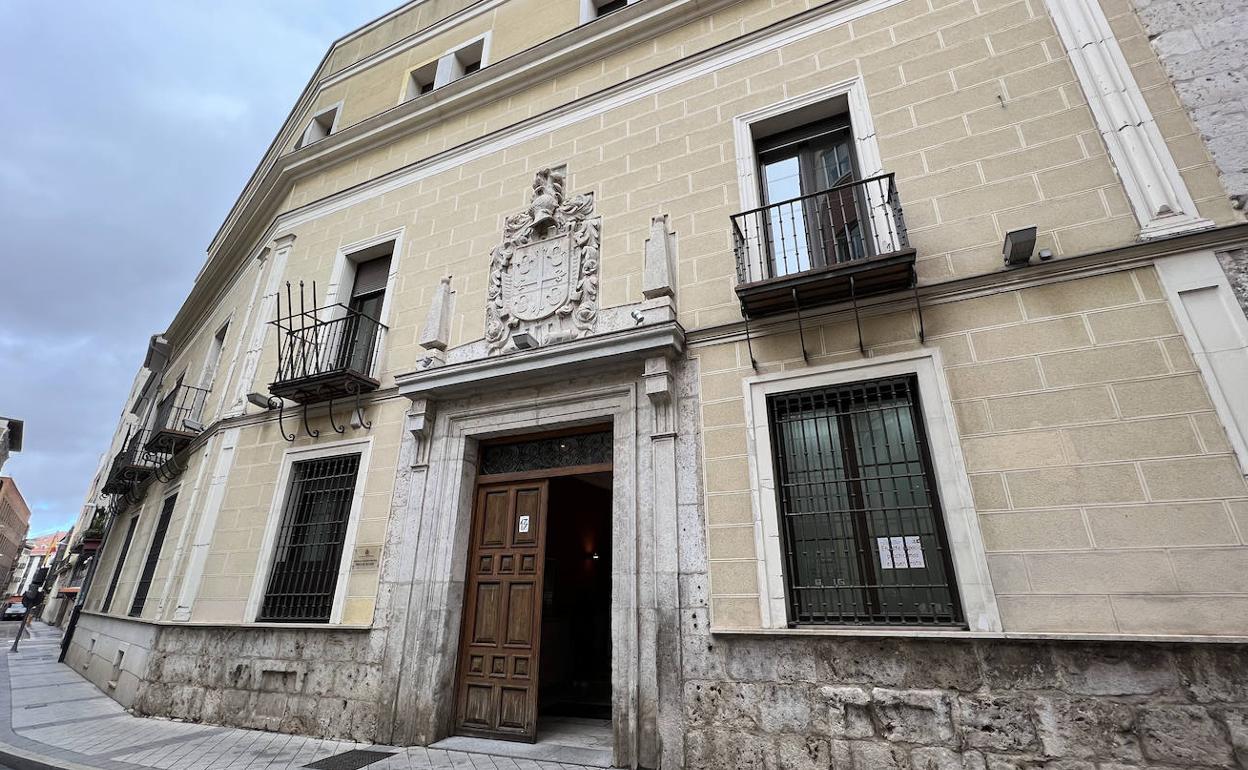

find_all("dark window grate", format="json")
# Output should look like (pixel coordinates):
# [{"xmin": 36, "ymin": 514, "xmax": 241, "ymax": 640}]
[
  {"xmin": 258, "ymin": 454, "xmax": 361, "ymax": 623},
  {"xmin": 303, "ymin": 750, "xmax": 395, "ymax": 770},
  {"xmin": 101, "ymin": 516, "xmax": 139, "ymax": 613},
  {"xmin": 479, "ymin": 430, "xmax": 612, "ymax": 476},
  {"xmin": 767, "ymin": 375, "xmax": 963, "ymax": 626},
  {"xmin": 129, "ymin": 494, "xmax": 177, "ymax": 617}
]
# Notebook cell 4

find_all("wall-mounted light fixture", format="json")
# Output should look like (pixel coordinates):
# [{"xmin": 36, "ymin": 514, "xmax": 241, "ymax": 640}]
[
  {"xmin": 512, "ymin": 331, "xmax": 539, "ymax": 350},
  {"xmin": 1002, "ymin": 226, "xmax": 1038, "ymax": 268}
]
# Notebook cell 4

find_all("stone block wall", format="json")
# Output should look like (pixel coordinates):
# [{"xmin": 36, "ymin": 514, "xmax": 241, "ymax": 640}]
[
  {"xmin": 132, "ymin": 625, "xmax": 384, "ymax": 742},
  {"xmin": 1131, "ymin": 0, "xmax": 1248, "ymax": 202},
  {"xmin": 682, "ymin": 634, "xmax": 1248, "ymax": 769}
]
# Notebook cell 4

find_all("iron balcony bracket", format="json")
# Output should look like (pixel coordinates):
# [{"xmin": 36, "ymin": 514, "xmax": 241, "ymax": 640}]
[
  {"xmin": 792, "ymin": 287, "xmax": 810, "ymax": 363},
  {"xmin": 301, "ymin": 399, "xmax": 320, "ymax": 439},
  {"xmin": 850, "ymin": 275, "xmax": 866, "ymax": 356},
  {"xmin": 272, "ymin": 397, "xmax": 296, "ymax": 443},
  {"xmin": 327, "ymin": 393, "xmax": 347, "ymax": 435},
  {"xmin": 742, "ymin": 302, "xmax": 759, "ymax": 370},
  {"xmin": 348, "ymin": 380, "xmax": 372, "ymax": 430},
  {"xmin": 913, "ymin": 269, "xmax": 926, "ymax": 344}
]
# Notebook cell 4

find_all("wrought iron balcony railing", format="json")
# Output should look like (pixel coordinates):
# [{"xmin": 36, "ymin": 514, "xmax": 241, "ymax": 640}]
[
  {"xmin": 101, "ymin": 427, "xmax": 164, "ymax": 495},
  {"xmin": 269, "ymin": 284, "xmax": 387, "ymax": 405},
  {"xmin": 146, "ymin": 383, "xmax": 210, "ymax": 454},
  {"xmin": 730, "ymin": 173, "xmax": 915, "ymax": 319}
]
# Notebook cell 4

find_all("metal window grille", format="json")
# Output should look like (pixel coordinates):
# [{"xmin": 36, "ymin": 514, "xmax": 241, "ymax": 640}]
[
  {"xmin": 100, "ymin": 516, "xmax": 139, "ymax": 613},
  {"xmin": 767, "ymin": 375, "xmax": 963, "ymax": 626},
  {"xmin": 258, "ymin": 453, "xmax": 361, "ymax": 622},
  {"xmin": 478, "ymin": 430, "xmax": 613, "ymax": 476},
  {"xmin": 129, "ymin": 494, "xmax": 177, "ymax": 617}
]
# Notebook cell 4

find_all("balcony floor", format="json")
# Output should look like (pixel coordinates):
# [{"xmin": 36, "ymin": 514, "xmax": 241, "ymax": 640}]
[{"xmin": 736, "ymin": 248, "xmax": 917, "ymax": 319}]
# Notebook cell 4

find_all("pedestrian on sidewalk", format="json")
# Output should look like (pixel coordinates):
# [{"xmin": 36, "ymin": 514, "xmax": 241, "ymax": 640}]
[{"xmin": 10, "ymin": 584, "xmax": 45, "ymax": 651}]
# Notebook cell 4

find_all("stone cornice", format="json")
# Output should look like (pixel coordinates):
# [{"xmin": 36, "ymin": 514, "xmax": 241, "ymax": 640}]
[
  {"xmin": 178, "ymin": 0, "xmax": 742, "ymax": 346},
  {"xmin": 395, "ymin": 321, "xmax": 686, "ymax": 399},
  {"xmin": 685, "ymin": 221, "xmax": 1248, "ymax": 347}
]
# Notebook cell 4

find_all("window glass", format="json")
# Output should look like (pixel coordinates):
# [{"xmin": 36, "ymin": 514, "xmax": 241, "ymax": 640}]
[
  {"xmin": 768, "ymin": 376, "xmax": 962, "ymax": 626},
  {"xmin": 258, "ymin": 453, "xmax": 361, "ymax": 622}
]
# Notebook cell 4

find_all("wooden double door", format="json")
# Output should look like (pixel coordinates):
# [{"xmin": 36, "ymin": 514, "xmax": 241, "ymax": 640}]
[{"xmin": 454, "ymin": 480, "xmax": 550, "ymax": 741}]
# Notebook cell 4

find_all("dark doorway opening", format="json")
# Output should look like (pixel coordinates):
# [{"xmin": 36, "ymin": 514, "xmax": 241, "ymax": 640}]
[{"xmin": 539, "ymin": 472, "xmax": 612, "ymax": 726}]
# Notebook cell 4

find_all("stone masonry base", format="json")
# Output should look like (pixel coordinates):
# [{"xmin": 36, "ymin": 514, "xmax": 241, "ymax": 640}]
[{"xmin": 683, "ymin": 634, "xmax": 1248, "ymax": 769}]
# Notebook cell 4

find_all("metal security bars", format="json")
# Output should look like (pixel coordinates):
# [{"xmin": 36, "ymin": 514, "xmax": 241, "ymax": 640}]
[
  {"xmin": 731, "ymin": 174, "xmax": 908, "ymax": 285},
  {"xmin": 767, "ymin": 376, "xmax": 962, "ymax": 626},
  {"xmin": 129, "ymin": 494, "xmax": 177, "ymax": 617},
  {"xmin": 258, "ymin": 453, "xmax": 361, "ymax": 622},
  {"xmin": 269, "ymin": 282, "xmax": 386, "ymax": 404},
  {"xmin": 100, "ymin": 515, "xmax": 139, "ymax": 613},
  {"xmin": 479, "ymin": 430, "xmax": 613, "ymax": 476}
]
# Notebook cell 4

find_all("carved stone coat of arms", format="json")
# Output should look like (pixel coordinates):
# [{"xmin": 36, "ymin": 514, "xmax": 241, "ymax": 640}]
[{"xmin": 485, "ymin": 167, "xmax": 600, "ymax": 353}]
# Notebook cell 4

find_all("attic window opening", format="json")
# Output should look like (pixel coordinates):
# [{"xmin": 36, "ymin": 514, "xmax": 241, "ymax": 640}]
[
  {"xmin": 406, "ymin": 61, "xmax": 438, "ymax": 101},
  {"xmin": 449, "ymin": 38, "xmax": 485, "ymax": 81},
  {"xmin": 583, "ymin": 0, "xmax": 633, "ymax": 22},
  {"xmin": 298, "ymin": 105, "xmax": 340, "ymax": 149}
]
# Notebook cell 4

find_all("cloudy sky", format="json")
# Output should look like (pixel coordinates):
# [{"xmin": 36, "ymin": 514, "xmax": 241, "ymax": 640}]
[{"xmin": 0, "ymin": 1, "xmax": 399, "ymax": 535}]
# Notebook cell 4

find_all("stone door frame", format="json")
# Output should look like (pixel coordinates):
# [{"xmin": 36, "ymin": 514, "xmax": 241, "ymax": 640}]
[{"xmin": 381, "ymin": 378, "xmax": 662, "ymax": 768}]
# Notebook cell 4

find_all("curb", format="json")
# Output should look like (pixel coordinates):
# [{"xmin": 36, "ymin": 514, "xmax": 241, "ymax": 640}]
[{"xmin": 0, "ymin": 738, "xmax": 96, "ymax": 770}]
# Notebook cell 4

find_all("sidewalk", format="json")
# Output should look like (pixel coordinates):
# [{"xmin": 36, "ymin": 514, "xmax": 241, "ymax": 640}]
[{"xmin": 1, "ymin": 623, "xmax": 605, "ymax": 770}]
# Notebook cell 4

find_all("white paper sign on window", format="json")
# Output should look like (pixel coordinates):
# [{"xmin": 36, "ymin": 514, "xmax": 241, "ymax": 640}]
[
  {"xmin": 518, "ymin": 515, "xmax": 530, "ymax": 534},
  {"xmin": 877, "ymin": 536, "xmax": 925, "ymax": 569}
]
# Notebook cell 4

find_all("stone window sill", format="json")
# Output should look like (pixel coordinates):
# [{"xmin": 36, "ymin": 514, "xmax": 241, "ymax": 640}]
[{"xmin": 710, "ymin": 626, "xmax": 1248, "ymax": 644}]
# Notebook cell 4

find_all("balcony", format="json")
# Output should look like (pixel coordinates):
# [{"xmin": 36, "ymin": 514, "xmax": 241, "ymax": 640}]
[
  {"xmin": 269, "ymin": 301, "xmax": 386, "ymax": 404},
  {"xmin": 101, "ymin": 428, "xmax": 163, "ymax": 494},
  {"xmin": 730, "ymin": 173, "xmax": 915, "ymax": 319},
  {"xmin": 145, "ymin": 383, "xmax": 209, "ymax": 454}
]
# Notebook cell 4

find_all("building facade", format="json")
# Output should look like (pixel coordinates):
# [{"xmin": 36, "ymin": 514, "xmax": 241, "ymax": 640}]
[
  {"xmin": 0, "ymin": 478, "xmax": 32, "ymax": 596},
  {"xmin": 69, "ymin": 0, "xmax": 1248, "ymax": 767},
  {"xmin": 8, "ymin": 531, "xmax": 66, "ymax": 600},
  {"xmin": 0, "ymin": 418, "xmax": 23, "ymax": 475}
]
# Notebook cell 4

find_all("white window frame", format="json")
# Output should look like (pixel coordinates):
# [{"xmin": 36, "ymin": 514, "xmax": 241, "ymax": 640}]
[
  {"xmin": 403, "ymin": 59, "xmax": 439, "ymax": 101},
  {"xmin": 244, "ymin": 436, "xmax": 374, "ymax": 625},
  {"xmin": 297, "ymin": 102, "xmax": 342, "ymax": 149},
  {"xmin": 580, "ymin": 0, "xmax": 637, "ymax": 23},
  {"xmin": 198, "ymin": 317, "xmax": 233, "ymax": 392},
  {"xmin": 434, "ymin": 33, "xmax": 490, "ymax": 90},
  {"xmin": 1154, "ymin": 251, "xmax": 1248, "ymax": 474},
  {"xmin": 741, "ymin": 348, "xmax": 1001, "ymax": 632},
  {"xmin": 323, "ymin": 227, "xmax": 404, "ymax": 379},
  {"xmin": 730, "ymin": 78, "xmax": 891, "ymax": 283}
]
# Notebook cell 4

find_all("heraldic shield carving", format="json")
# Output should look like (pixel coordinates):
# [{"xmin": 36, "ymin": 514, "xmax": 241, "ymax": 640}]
[{"xmin": 485, "ymin": 167, "xmax": 600, "ymax": 353}]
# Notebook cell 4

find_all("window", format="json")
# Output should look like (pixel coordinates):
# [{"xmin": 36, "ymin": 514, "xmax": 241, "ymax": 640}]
[
  {"xmin": 298, "ymin": 104, "xmax": 339, "ymax": 149},
  {"xmin": 340, "ymin": 245, "xmax": 392, "ymax": 376},
  {"xmin": 406, "ymin": 60, "xmax": 438, "ymax": 100},
  {"xmin": 450, "ymin": 39, "xmax": 484, "ymax": 78},
  {"xmin": 258, "ymin": 453, "xmax": 361, "ymax": 622},
  {"xmin": 767, "ymin": 375, "xmax": 962, "ymax": 626},
  {"xmin": 128, "ymin": 494, "xmax": 177, "ymax": 617},
  {"xmin": 402, "ymin": 38, "xmax": 486, "ymax": 102},
  {"xmin": 201, "ymin": 322, "xmax": 229, "ymax": 389},
  {"xmin": 583, "ymin": 0, "xmax": 631, "ymax": 21},
  {"xmin": 755, "ymin": 115, "xmax": 866, "ymax": 277},
  {"xmin": 100, "ymin": 515, "xmax": 138, "ymax": 613}
]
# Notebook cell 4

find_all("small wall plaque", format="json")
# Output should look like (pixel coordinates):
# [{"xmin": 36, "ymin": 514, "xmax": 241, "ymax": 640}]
[{"xmin": 352, "ymin": 545, "xmax": 380, "ymax": 570}]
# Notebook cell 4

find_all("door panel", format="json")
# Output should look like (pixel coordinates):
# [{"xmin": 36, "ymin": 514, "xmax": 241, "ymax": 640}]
[{"xmin": 455, "ymin": 480, "xmax": 549, "ymax": 742}]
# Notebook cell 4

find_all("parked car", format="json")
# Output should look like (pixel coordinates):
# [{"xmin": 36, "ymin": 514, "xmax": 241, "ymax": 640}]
[{"xmin": 2, "ymin": 602, "xmax": 27, "ymax": 621}]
